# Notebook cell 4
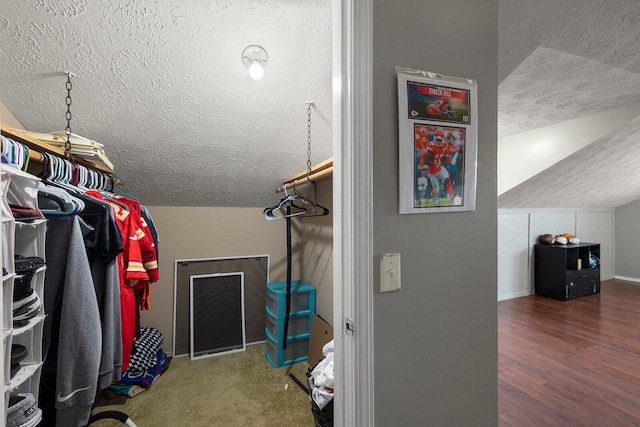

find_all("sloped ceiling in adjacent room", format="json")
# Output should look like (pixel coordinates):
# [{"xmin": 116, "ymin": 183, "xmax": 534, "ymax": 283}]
[
  {"xmin": 498, "ymin": 0, "xmax": 640, "ymax": 208},
  {"xmin": 0, "ymin": 0, "xmax": 333, "ymax": 208}
]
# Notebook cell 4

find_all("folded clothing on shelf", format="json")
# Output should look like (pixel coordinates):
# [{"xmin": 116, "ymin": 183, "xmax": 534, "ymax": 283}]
[
  {"xmin": 7, "ymin": 392, "xmax": 42, "ymax": 427},
  {"xmin": 8, "ymin": 204, "xmax": 41, "ymax": 221}
]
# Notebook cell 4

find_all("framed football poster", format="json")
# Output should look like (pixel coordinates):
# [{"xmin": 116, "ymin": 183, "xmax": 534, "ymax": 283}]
[{"xmin": 396, "ymin": 67, "xmax": 478, "ymax": 214}]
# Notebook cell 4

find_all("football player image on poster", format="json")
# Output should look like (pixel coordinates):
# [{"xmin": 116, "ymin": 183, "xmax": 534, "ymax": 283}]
[
  {"xmin": 406, "ymin": 82, "xmax": 470, "ymax": 124},
  {"xmin": 414, "ymin": 124, "xmax": 465, "ymax": 208},
  {"xmin": 397, "ymin": 66, "xmax": 477, "ymax": 214}
]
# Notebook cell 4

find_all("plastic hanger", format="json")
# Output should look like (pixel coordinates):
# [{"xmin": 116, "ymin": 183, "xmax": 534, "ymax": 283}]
[
  {"xmin": 38, "ymin": 153, "xmax": 87, "ymax": 213},
  {"xmin": 264, "ymin": 180, "xmax": 329, "ymax": 220},
  {"xmin": 38, "ymin": 183, "xmax": 79, "ymax": 216}
]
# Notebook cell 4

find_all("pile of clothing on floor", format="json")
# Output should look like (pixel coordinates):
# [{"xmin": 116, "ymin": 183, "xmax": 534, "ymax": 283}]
[
  {"xmin": 308, "ymin": 339, "xmax": 335, "ymax": 410},
  {"xmin": 104, "ymin": 327, "xmax": 171, "ymax": 400}
]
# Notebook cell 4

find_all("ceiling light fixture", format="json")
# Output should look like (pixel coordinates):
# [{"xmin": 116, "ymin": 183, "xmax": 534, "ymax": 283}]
[{"xmin": 242, "ymin": 45, "xmax": 268, "ymax": 80}]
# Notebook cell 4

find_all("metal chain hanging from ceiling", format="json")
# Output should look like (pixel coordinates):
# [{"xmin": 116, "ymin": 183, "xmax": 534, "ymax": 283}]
[
  {"xmin": 306, "ymin": 101, "xmax": 313, "ymax": 183},
  {"xmin": 64, "ymin": 71, "xmax": 74, "ymax": 159}
]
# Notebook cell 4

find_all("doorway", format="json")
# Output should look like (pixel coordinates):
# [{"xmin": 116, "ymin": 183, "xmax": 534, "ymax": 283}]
[{"xmin": 332, "ymin": 0, "xmax": 374, "ymax": 425}]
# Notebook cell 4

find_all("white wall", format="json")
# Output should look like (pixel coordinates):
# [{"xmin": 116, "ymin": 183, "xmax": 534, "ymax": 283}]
[
  {"xmin": 498, "ymin": 208, "xmax": 615, "ymax": 300},
  {"xmin": 497, "ymin": 211, "xmax": 530, "ymax": 300},
  {"xmin": 0, "ymin": 98, "xmax": 24, "ymax": 130},
  {"xmin": 615, "ymin": 199, "xmax": 640, "ymax": 281},
  {"xmin": 498, "ymin": 102, "xmax": 640, "ymax": 195}
]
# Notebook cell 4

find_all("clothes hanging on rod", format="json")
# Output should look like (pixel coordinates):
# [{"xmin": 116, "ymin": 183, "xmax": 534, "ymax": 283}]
[
  {"xmin": 0, "ymin": 148, "xmax": 160, "ymax": 426},
  {"xmin": 264, "ymin": 184, "xmax": 329, "ymax": 220},
  {"xmin": 40, "ymin": 214, "xmax": 103, "ymax": 427},
  {"xmin": 38, "ymin": 193, "xmax": 160, "ymax": 426},
  {"xmin": 264, "ymin": 196, "xmax": 329, "ymax": 219}
]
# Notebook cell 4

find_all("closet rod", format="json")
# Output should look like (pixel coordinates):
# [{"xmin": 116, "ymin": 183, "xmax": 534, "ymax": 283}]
[
  {"xmin": 275, "ymin": 166, "xmax": 333, "ymax": 193},
  {"xmin": 281, "ymin": 156, "xmax": 333, "ymax": 185},
  {"xmin": 1, "ymin": 123, "xmax": 114, "ymax": 174}
]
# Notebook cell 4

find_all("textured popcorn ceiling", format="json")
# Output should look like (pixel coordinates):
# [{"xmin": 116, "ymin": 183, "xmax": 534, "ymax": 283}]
[
  {"xmin": 0, "ymin": 0, "xmax": 332, "ymax": 207},
  {"xmin": 499, "ymin": 47, "xmax": 640, "ymax": 139},
  {"xmin": 498, "ymin": 0, "xmax": 640, "ymax": 208},
  {"xmin": 2, "ymin": 1, "xmax": 639, "ymax": 209}
]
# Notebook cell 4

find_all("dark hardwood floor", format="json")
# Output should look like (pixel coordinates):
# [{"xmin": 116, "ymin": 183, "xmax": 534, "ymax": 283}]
[{"xmin": 499, "ymin": 279, "xmax": 640, "ymax": 427}]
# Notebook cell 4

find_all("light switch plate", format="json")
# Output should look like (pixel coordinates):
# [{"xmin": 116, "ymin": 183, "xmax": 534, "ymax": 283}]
[{"xmin": 380, "ymin": 253, "xmax": 401, "ymax": 292}]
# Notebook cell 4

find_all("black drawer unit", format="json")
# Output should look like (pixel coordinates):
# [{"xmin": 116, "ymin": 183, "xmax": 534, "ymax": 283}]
[{"xmin": 534, "ymin": 242, "xmax": 601, "ymax": 301}]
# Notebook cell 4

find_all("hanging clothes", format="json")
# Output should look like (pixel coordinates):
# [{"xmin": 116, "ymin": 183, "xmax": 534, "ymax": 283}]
[
  {"xmin": 84, "ymin": 190, "xmax": 159, "ymax": 372},
  {"xmin": 85, "ymin": 190, "xmax": 142, "ymax": 373},
  {"xmin": 113, "ymin": 195, "xmax": 159, "ymax": 310},
  {"xmin": 140, "ymin": 204, "xmax": 160, "ymax": 260},
  {"xmin": 40, "ymin": 215, "xmax": 102, "ymax": 427},
  {"xmin": 2, "ymin": 135, "xmax": 161, "ymax": 426},
  {"xmin": 75, "ymin": 192, "xmax": 126, "ymax": 389},
  {"xmin": 19, "ymin": 148, "xmax": 163, "ymax": 425}
]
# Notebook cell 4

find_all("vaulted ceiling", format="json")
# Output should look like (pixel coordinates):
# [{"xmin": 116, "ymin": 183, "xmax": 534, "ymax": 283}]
[
  {"xmin": 1, "ymin": 1, "xmax": 639, "ymax": 209},
  {"xmin": 498, "ymin": 0, "xmax": 640, "ymax": 208}
]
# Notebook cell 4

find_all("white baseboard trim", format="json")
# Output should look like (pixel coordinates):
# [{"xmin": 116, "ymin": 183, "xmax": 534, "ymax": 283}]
[
  {"xmin": 498, "ymin": 290, "xmax": 532, "ymax": 301},
  {"xmin": 614, "ymin": 275, "xmax": 640, "ymax": 284},
  {"xmin": 499, "ymin": 277, "xmax": 640, "ymax": 301}
]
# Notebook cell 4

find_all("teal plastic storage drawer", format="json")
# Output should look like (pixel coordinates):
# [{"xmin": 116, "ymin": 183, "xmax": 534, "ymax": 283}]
[
  {"xmin": 264, "ymin": 327, "xmax": 309, "ymax": 368},
  {"xmin": 266, "ymin": 305, "xmax": 311, "ymax": 341},
  {"xmin": 266, "ymin": 280, "xmax": 316, "ymax": 318}
]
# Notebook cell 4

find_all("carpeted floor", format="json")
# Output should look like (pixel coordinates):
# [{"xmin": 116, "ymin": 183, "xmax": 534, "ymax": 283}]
[{"xmin": 90, "ymin": 343, "xmax": 315, "ymax": 426}]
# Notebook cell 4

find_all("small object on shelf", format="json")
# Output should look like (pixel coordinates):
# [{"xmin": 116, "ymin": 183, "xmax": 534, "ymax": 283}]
[
  {"xmin": 13, "ymin": 292, "xmax": 42, "ymax": 327},
  {"xmin": 556, "ymin": 233, "xmax": 580, "ymax": 245},
  {"xmin": 7, "ymin": 392, "xmax": 42, "ymax": 426},
  {"xmin": 539, "ymin": 234, "xmax": 555, "ymax": 245},
  {"xmin": 555, "ymin": 236, "xmax": 568, "ymax": 245},
  {"xmin": 10, "ymin": 344, "xmax": 28, "ymax": 378},
  {"xmin": 8, "ymin": 204, "xmax": 41, "ymax": 221},
  {"xmin": 13, "ymin": 277, "xmax": 36, "ymax": 303},
  {"xmin": 14, "ymin": 255, "xmax": 45, "ymax": 274},
  {"xmin": 12, "ymin": 281, "xmax": 36, "ymax": 305}
]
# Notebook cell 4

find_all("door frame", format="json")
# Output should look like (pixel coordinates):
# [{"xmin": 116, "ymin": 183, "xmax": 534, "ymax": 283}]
[{"xmin": 333, "ymin": 0, "xmax": 374, "ymax": 426}]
